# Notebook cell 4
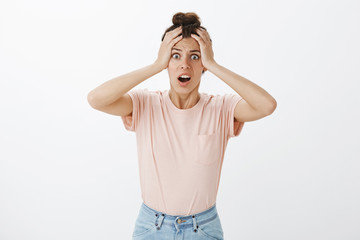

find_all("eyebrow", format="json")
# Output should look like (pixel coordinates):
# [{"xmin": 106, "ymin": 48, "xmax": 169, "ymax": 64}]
[{"xmin": 171, "ymin": 48, "xmax": 200, "ymax": 53}]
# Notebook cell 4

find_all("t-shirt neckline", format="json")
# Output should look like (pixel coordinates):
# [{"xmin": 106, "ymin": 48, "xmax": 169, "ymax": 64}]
[{"xmin": 165, "ymin": 89, "xmax": 203, "ymax": 113}]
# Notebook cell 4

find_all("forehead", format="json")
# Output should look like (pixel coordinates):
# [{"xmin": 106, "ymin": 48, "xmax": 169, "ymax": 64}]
[{"xmin": 172, "ymin": 38, "xmax": 200, "ymax": 51}]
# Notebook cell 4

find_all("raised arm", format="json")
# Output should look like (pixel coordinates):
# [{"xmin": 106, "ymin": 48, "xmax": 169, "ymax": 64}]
[
  {"xmin": 191, "ymin": 28, "xmax": 277, "ymax": 122},
  {"xmin": 87, "ymin": 63, "xmax": 163, "ymax": 116},
  {"xmin": 87, "ymin": 26, "xmax": 183, "ymax": 116}
]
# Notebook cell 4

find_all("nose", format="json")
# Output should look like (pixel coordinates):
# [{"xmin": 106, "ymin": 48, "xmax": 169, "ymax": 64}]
[{"xmin": 180, "ymin": 57, "xmax": 190, "ymax": 69}]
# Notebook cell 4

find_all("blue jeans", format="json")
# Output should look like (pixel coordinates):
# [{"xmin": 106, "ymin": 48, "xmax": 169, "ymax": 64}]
[{"xmin": 132, "ymin": 202, "xmax": 224, "ymax": 240}]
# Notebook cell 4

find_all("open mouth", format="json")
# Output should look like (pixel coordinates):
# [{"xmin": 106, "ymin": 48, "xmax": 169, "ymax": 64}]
[{"xmin": 178, "ymin": 76, "xmax": 191, "ymax": 82}]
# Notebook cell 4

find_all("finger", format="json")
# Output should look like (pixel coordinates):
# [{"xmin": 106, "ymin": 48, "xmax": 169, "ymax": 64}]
[
  {"xmin": 165, "ymin": 26, "xmax": 183, "ymax": 41},
  {"xmin": 165, "ymin": 26, "xmax": 182, "ymax": 37},
  {"xmin": 171, "ymin": 26, "xmax": 182, "ymax": 34},
  {"xmin": 191, "ymin": 33, "xmax": 204, "ymax": 45},
  {"xmin": 171, "ymin": 34, "xmax": 183, "ymax": 45},
  {"xmin": 195, "ymin": 29, "xmax": 212, "ymax": 45},
  {"xmin": 195, "ymin": 28, "xmax": 209, "ymax": 40},
  {"xmin": 191, "ymin": 33, "xmax": 199, "ymax": 40}
]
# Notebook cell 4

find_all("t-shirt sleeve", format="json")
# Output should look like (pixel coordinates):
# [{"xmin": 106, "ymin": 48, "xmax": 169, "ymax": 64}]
[
  {"xmin": 222, "ymin": 93, "xmax": 245, "ymax": 138},
  {"xmin": 121, "ymin": 88, "xmax": 147, "ymax": 132}
]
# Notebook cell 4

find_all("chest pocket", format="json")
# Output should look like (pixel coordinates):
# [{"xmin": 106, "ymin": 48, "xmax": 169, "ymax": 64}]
[{"xmin": 196, "ymin": 132, "xmax": 221, "ymax": 165}]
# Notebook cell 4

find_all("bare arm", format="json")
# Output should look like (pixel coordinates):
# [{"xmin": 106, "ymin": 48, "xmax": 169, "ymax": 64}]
[
  {"xmin": 87, "ymin": 63, "xmax": 163, "ymax": 108},
  {"xmin": 87, "ymin": 26, "xmax": 183, "ymax": 116},
  {"xmin": 191, "ymin": 28, "xmax": 277, "ymax": 122}
]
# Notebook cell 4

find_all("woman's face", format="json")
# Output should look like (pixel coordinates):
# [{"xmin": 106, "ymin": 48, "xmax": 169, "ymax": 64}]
[{"xmin": 167, "ymin": 37, "xmax": 206, "ymax": 94}]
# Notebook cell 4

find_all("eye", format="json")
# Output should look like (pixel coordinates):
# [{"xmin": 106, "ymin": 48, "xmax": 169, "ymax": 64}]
[
  {"xmin": 191, "ymin": 55, "xmax": 199, "ymax": 60},
  {"xmin": 172, "ymin": 53, "xmax": 180, "ymax": 59}
]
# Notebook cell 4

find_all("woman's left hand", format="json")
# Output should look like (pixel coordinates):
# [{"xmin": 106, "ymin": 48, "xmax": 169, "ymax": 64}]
[{"xmin": 191, "ymin": 28, "xmax": 216, "ymax": 69}]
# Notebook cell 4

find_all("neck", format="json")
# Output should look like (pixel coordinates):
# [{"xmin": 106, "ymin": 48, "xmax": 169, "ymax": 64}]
[{"xmin": 168, "ymin": 89, "xmax": 200, "ymax": 109}]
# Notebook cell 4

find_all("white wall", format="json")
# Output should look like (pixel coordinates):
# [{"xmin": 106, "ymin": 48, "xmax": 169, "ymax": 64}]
[{"xmin": 1, "ymin": 0, "xmax": 359, "ymax": 239}]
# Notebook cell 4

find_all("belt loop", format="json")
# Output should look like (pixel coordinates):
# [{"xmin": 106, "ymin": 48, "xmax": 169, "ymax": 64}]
[
  {"xmin": 174, "ymin": 217, "xmax": 180, "ymax": 233},
  {"xmin": 192, "ymin": 215, "xmax": 198, "ymax": 232},
  {"xmin": 155, "ymin": 213, "xmax": 165, "ymax": 230}
]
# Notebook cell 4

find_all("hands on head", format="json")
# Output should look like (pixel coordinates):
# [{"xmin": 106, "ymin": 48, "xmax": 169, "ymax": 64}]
[
  {"xmin": 154, "ymin": 26, "xmax": 215, "ymax": 71},
  {"xmin": 155, "ymin": 26, "xmax": 183, "ymax": 70},
  {"xmin": 191, "ymin": 28, "xmax": 215, "ymax": 69}
]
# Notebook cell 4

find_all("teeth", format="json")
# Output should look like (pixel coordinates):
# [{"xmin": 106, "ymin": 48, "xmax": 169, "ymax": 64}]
[
  {"xmin": 179, "ymin": 75, "xmax": 190, "ymax": 78},
  {"xmin": 178, "ymin": 74, "xmax": 191, "ymax": 82}
]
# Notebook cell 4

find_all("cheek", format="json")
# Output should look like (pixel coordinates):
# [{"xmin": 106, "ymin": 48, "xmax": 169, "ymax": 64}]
[
  {"xmin": 195, "ymin": 63, "xmax": 204, "ymax": 73},
  {"xmin": 168, "ymin": 68, "xmax": 177, "ymax": 81},
  {"xmin": 168, "ymin": 62, "xmax": 176, "ymax": 72},
  {"xmin": 167, "ymin": 62, "xmax": 174, "ymax": 71}
]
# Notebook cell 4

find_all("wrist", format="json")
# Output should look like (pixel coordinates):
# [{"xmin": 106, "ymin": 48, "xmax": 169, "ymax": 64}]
[
  {"xmin": 152, "ymin": 61, "xmax": 166, "ymax": 73},
  {"xmin": 205, "ymin": 60, "xmax": 218, "ymax": 71}
]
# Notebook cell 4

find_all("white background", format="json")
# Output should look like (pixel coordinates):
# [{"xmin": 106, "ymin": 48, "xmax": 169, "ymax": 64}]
[{"xmin": 1, "ymin": 0, "xmax": 359, "ymax": 239}]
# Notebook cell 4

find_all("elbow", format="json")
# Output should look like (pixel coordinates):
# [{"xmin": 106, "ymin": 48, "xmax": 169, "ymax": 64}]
[
  {"xmin": 87, "ymin": 91, "xmax": 99, "ymax": 109},
  {"xmin": 258, "ymin": 98, "xmax": 277, "ymax": 116},
  {"xmin": 265, "ymin": 99, "xmax": 277, "ymax": 115}
]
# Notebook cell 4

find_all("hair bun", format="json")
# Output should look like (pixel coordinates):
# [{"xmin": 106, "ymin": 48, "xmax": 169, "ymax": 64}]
[
  {"xmin": 161, "ymin": 12, "xmax": 207, "ymax": 42},
  {"xmin": 172, "ymin": 12, "xmax": 201, "ymax": 27}
]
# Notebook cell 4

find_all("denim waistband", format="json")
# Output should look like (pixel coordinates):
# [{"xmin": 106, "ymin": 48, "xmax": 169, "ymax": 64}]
[{"xmin": 140, "ymin": 202, "xmax": 218, "ymax": 231}]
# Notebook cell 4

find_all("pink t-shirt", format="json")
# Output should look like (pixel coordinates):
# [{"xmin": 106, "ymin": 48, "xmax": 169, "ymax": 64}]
[{"xmin": 121, "ymin": 88, "xmax": 245, "ymax": 215}]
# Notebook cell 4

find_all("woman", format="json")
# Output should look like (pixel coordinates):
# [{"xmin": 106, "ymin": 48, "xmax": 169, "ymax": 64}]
[{"xmin": 88, "ymin": 12, "xmax": 276, "ymax": 240}]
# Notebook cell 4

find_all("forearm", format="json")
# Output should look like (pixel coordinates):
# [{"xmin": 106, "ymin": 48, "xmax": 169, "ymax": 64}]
[
  {"xmin": 207, "ymin": 61, "xmax": 276, "ymax": 113},
  {"xmin": 88, "ymin": 62, "xmax": 163, "ymax": 108}
]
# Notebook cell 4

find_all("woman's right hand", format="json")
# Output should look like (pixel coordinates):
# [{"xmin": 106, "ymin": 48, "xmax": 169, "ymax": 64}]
[{"xmin": 154, "ymin": 26, "xmax": 183, "ymax": 70}]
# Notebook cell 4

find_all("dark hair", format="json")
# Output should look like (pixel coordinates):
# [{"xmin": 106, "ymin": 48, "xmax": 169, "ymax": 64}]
[
  {"xmin": 161, "ymin": 12, "xmax": 208, "ymax": 41},
  {"xmin": 162, "ymin": 12, "xmax": 209, "ymax": 74}
]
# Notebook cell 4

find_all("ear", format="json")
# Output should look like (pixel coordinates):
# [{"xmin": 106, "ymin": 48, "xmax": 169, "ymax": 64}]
[{"xmin": 203, "ymin": 67, "xmax": 207, "ymax": 72}]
